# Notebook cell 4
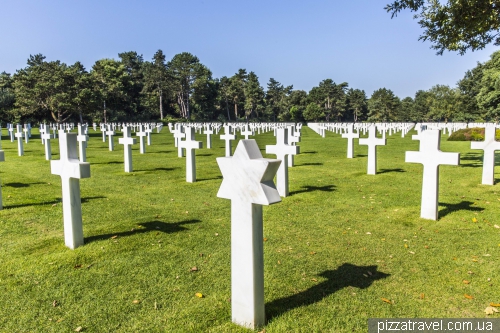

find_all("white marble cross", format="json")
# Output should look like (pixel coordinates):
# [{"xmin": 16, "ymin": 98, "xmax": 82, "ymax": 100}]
[
  {"xmin": 15, "ymin": 124, "xmax": 24, "ymax": 156},
  {"xmin": 119, "ymin": 126, "xmax": 137, "ymax": 172},
  {"xmin": 406, "ymin": 129, "xmax": 459, "ymax": 220},
  {"xmin": 287, "ymin": 126, "xmax": 301, "ymax": 167},
  {"xmin": 50, "ymin": 132, "xmax": 91, "ymax": 249},
  {"xmin": 266, "ymin": 127, "xmax": 299, "ymax": 197},
  {"xmin": 179, "ymin": 127, "xmax": 202, "ymax": 182},
  {"xmin": 241, "ymin": 124, "xmax": 253, "ymax": 140},
  {"xmin": 106, "ymin": 126, "xmax": 115, "ymax": 151},
  {"xmin": 204, "ymin": 125, "xmax": 213, "ymax": 149},
  {"xmin": 471, "ymin": 126, "xmax": 500, "ymax": 185},
  {"xmin": 100, "ymin": 124, "xmax": 106, "ymax": 142},
  {"xmin": 359, "ymin": 125, "xmax": 386, "ymax": 175},
  {"xmin": 8, "ymin": 124, "xmax": 14, "ymax": 142},
  {"xmin": 145, "ymin": 124, "xmax": 153, "ymax": 145},
  {"xmin": 217, "ymin": 139, "xmax": 281, "ymax": 329},
  {"xmin": 220, "ymin": 125, "xmax": 236, "ymax": 157},
  {"xmin": 136, "ymin": 124, "xmax": 147, "ymax": 154},
  {"xmin": 41, "ymin": 124, "xmax": 52, "ymax": 160},
  {"xmin": 77, "ymin": 124, "xmax": 89, "ymax": 162},
  {"xmin": 23, "ymin": 124, "xmax": 30, "ymax": 143},
  {"xmin": 341, "ymin": 124, "xmax": 359, "ymax": 159}
]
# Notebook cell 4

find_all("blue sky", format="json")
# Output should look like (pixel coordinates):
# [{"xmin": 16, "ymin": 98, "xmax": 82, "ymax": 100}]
[{"xmin": 1, "ymin": 0, "xmax": 498, "ymax": 99}]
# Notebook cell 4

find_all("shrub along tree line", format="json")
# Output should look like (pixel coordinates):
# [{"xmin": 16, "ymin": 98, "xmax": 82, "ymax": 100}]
[{"xmin": 2, "ymin": 49, "xmax": 500, "ymax": 124}]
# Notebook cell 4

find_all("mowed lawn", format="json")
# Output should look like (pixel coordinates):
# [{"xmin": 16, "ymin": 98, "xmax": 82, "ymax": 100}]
[{"xmin": 0, "ymin": 125, "xmax": 498, "ymax": 332}]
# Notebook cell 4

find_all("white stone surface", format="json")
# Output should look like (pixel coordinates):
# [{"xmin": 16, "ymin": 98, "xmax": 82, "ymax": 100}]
[
  {"xmin": 287, "ymin": 126, "xmax": 301, "ymax": 167},
  {"xmin": 135, "ymin": 124, "xmax": 147, "ymax": 154},
  {"xmin": 220, "ymin": 125, "xmax": 236, "ymax": 157},
  {"xmin": 106, "ymin": 126, "xmax": 115, "ymax": 151},
  {"xmin": 50, "ymin": 132, "xmax": 91, "ymax": 249},
  {"xmin": 266, "ymin": 128, "xmax": 299, "ymax": 197},
  {"xmin": 119, "ymin": 126, "xmax": 137, "ymax": 172},
  {"xmin": 217, "ymin": 139, "xmax": 281, "ymax": 329},
  {"xmin": 406, "ymin": 129, "xmax": 460, "ymax": 220},
  {"xmin": 41, "ymin": 124, "xmax": 52, "ymax": 160},
  {"xmin": 15, "ymin": 125, "xmax": 24, "ymax": 156},
  {"xmin": 359, "ymin": 125, "xmax": 386, "ymax": 175},
  {"xmin": 77, "ymin": 124, "xmax": 89, "ymax": 162},
  {"xmin": 471, "ymin": 126, "xmax": 500, "ymax": 185},
  {"xmin": 179, "ymin": 127, "xmax": 202, "ymax": 182},
  {"xmin": 341, "ymin": 124, "xmax": 359, "ymax": 159},
  {"xmin": 204, "ymin": 125, "xmax": 213, "ymax": 149}
]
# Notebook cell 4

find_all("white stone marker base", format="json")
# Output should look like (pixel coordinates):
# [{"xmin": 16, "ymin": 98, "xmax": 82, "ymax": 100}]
[
  {"xmin": 217, "ymin": 139, "xmax": 281, "ymax": 330},
  {"xmin": 406, "ymin": 130, "xmax": 459, "ymax": 220},
  {"xmin": 471, "ymin": 126, "xmax": 500, "ymax": 185},
  {"xmin": 51, "ymin": 132, "xmax": 91, "ymax": 249}
]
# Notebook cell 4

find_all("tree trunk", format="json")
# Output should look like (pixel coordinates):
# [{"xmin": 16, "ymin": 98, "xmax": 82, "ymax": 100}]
[
  {"xmin": 103, "ymin": 100, "xmax": 107, "ymax": 124},
  {"xmin": 159, "ymin": 89, "xmax": 163, "ymax": 120}
]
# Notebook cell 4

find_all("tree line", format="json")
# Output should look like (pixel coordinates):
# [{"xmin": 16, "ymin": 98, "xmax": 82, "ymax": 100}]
[{"xmin": 1, "ymin": 49, "xmax": 500, "ymax": 124}]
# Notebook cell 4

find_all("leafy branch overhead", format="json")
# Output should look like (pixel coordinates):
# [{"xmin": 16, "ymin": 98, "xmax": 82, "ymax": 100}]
[{"xmin": 386, "ymin": 0, "xmax": 500, "ymax": 55}]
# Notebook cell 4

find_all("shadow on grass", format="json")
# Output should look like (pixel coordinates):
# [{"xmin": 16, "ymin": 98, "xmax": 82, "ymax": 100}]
[
  {"xmin": 290, "ymin": 184, "xmax": 336, "ymax": 195},
  {"xmin": 438, "ymin": 201, "xmax": 484, "ymax": 219},
  {"xmin": 459, "ymin": 153, "xmax": 483, "ymax": 168},
  {"xmin": 85, "ymin": 219, "xmax": 200, "ymax": 243},
  {"xmin": 135, "ymin": 167, "xmax": 179, "ymax": 172},
  {"xmin": 294, "ymin": 162, "xmax": 323, "ymax": 167},
  {"xmin": 91, "ymin": 161, "xmax": 123, "ymax": 165},
  {"xmin": 378, "ymin": 168, "xmax": 406, "ymax": 174},
  {"xmin": 197, "ymin": 175, "xmax": 222, "ymax": 182},
  {"xmin": 4, "ymin": 182, "xmax": 46, "ymax": 188},
  {"xmin": 266, "ymin": 263, "xmax": 390, "ymax": 322},
  {"xmin": 355, "ymin": 154, "xmax": 367, "ymax": 157},
  {"xmin": 301, "ymin": 151, "xmax": 317, "ymax": 154},
  {"xmin": 5, "ymin": 196, "xmax": 105, "ymax": 209},
  {"xmin": 197, "ymin": 153, "xmax": 214, "ymax": 157}
]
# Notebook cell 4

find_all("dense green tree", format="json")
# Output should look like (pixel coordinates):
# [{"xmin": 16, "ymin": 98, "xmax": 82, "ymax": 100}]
[
  {"xmin": 167, "ymin": 52, "xmax": 211, "ymax": 119},
  {"xmin": 303, "ymin": 102, "xmax": 324, "ymax": 121},
  {"xmin": 119, "ymin": 51, "xmax": 145, "ymax": 119},
  {"xmin": 265, "ymin": 78, "xmax": 293, "ymax": 121},
  {"xmin": 309, "ymin": 79, "xmax": 348, "ymax": 121},
  {"xmin": 426, "ymin": 84, "xmax": 459, "ymax": 122},
  {"xmin": 287, "ymin": 89, "xmax": 308, "ymax": 122},
  {"xmin": 412, "ymin": 90, "xmax": 432, "ymax": 121},
  {"xmin": 367, "ymin": 88, "xmax": 401, "ymax": 122},
  {"xmin": 0, "ymin": 72, "xmax": 15, "ymax": 122},
  {"xmin": 244, "ymin": 72, "xmax": 265, "ymax": 120},
  {"xmin": 227, "ymin": 69, "xmax": 247, "ymax": 120},
  {"xmin": 216, "ymin": 76, "xmax": 232, "ymax": 120},
  {"xmin": 477, "ymin": 51, "xmax": 500, "ymax": 121},
  {"xmin": 386, "ymin": 0, "xmax": 500, "ymax": 55},
  {"xmin": 91, "ymin": 58, "xmax": 130, "ymax": 122},
  {"xmin": 191, "ymin": 69, "xmax": 218, "ymax": 120},
  {"xmin": 397, "ymin": 96, "xmax": 414, "ymax": 121},
  {"xmin": 456, "ymin": 62, "xmax": 484, "ymax": 121},
  {"xmin": 346, "ymin": 88, "xmax": 367, "ymax": 122},
  {"xmin": 142, "ymin": 50, "xmax": 169, "ymax": 119},
  {"xmin": 13, "ymin": 54, "xmax": 87, "ymax": 123}
]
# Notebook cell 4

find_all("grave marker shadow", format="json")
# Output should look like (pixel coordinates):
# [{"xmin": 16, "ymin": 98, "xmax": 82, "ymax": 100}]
[
  {"xmin": 266, "ymin": 263, "xmax": 389, "ymax": 322},
  {"xmin": 85, "ymin": 219, "xmax": 200, "ymax": 243},
  {"xmin": 438, "ymin": 201, "xmax": 484, "ymax": 219}
]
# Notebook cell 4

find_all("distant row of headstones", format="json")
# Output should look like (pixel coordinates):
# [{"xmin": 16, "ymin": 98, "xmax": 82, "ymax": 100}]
[{"xmin": 308, "ymin": 122, "xmax": 500, "ymax": 221}]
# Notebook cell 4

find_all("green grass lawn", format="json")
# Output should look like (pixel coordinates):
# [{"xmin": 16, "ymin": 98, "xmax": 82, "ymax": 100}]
[{"xmin": 0, "ymin": 126, "xmax": 498, "ymax": 332}]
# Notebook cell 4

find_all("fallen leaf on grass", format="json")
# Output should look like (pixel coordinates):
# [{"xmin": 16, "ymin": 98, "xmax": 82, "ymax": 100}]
[
  {"xmin": 463, "ymin": 280, "xmax": 470, "ymax": 284},
  {"xmin": 110, "ymin": 235, "xmax": 118, "ymax": 239},
  {"xmin": 472, "ymin": 217, "xmax": 478, "ymax": 223},
  {"xmin": 485, "ymin": 306, "xmax": 499, "ymax": 315},
  {"xmin": 419, "ymin": 293, "xmax": 425, "ymax": 299},
  {"xmin": 381, "ymin": 298, "xmax": 392, "ymax": 304},
  {"xmin": 74, "ymin": 264, "xmax": 82, "ymax": 269},
  {"xmin": 311, "ymin": 278, "xmax": 318, "ymax": 282},
  {"xmin": 75, "ymin": 326, "xmax": 83, "ymax": 332},
  {"xmin": 195, "ymin": 293, "xmax": 203, "ymax": 298},
  {"xmin": 464, "ymin": 294, "xmax": 474, "ymax": 299},
  {"xmin": 52, "ymin": 300, "xmax": 58, "ymax": 307},
  {"xmin": 190, "ymin": 267, "xmax": 198, "ymax": 272},
  {"xmin": 309, "ymin": 251, "xmax": 316, "ymax": 255},
  {"xmin": 490, "ymin": 303, "xmax": 500, "ymax": 307},
  {"xmin": 494, "ymin": 225, "xmax": 500, "ymax": 229},
  {"xmin": 132, "ymin": 300, "xmax": 140, "ymax": 304}
]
